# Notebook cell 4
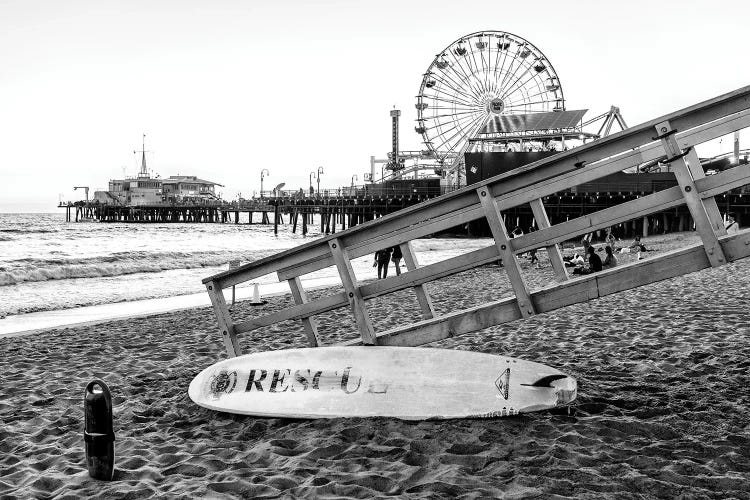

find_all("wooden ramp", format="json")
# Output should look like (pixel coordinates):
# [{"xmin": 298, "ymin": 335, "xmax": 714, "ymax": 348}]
[{"xmin": 204, "ymin": 85, "xmax": 750, "ymax": 357}]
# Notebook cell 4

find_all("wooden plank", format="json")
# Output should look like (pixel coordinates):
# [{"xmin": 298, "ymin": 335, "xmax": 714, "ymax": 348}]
[
  {"xmin": 235, "ymin": 292, "xmax": 348, "ymax": 334},
  {"xmin": 208, "ymin": 103, "xmax": 750, "ymax": 289},
  {"xmin": 656, "ymin": 120, "xmax": 726, "ymax": 267},
  {"xmin": 342, "ymin": 297, "xmax": 520, "ymax": 347},
  {"xmin": 529, "ymin": 198, "xmax": 567, "ymax": 281},
  {"xmin": 205, "ymin": 280, "xmax": 241, "ymax": 357},
  {"xmin": 400, "ymin": 241, "xmax": 435, "ymax": 319},
  {"xmin": 328, "ymin": 238, "xmax": 377, "ymax": 345},
  {"xmin": 478, "ymin": 187, "xmax": 535, "ymax": 318},
  {"xmin": 685, "ymin": 147, "xmax": 727, "ymax": 236},
  {"xmin": 344, "ymin": 231, "xmax": 750, "ymax": 348},
  {"xmin": 720, "ymin": 229, "xmax": 750, "ymax": 261},
  {"xmin": 288, "ymin": 276, "xmax": 322, "ymax": 347},
  {"xmin": 698, "ymin": 162, "xmax": 750, "ymax": 197}
]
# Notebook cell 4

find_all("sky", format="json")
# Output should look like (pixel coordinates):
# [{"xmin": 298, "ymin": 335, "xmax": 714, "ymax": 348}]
[{"xmin": 1, "ymin": 0, "xmax": 748, "ymax": 212}]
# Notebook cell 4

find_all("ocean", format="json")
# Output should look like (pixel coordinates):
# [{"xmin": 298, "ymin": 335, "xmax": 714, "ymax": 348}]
[{"xmin": 0, "ymin": 213, "xmax": 492, "ymax": 334}]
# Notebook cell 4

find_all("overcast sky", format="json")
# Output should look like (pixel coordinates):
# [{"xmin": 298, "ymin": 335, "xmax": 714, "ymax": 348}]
[{"xmin": 1, "ymin": 0, "xmax": 748, "ymax": 212}]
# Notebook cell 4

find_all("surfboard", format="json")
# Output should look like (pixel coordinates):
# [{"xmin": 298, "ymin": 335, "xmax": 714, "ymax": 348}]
[{"xmin": 188, "ymin": 346, "xmax": 577, "ymax": 420}]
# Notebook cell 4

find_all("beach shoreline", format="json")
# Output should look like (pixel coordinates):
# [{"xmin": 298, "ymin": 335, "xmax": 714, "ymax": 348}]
[{"xmin": 2, "ymin": 231, "xmax": 749, "ymax": 498}]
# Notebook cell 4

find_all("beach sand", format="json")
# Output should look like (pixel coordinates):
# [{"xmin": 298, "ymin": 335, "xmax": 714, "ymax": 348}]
[{"xmin": 1, "ymin": 232, "xmax": 749, "ymax": 499}]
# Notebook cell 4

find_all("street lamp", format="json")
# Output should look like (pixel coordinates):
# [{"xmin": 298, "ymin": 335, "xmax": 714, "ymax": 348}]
[
  {"xmin": 260, "ymin": 168, "xmax": 269, "ymax": 198},
  {"xmin": 317, "ymin": 166, "xmax": 324, "ymax": 196},
  {"xmin": 309, "ymin": 171, "xmax": 316, "ymax": 196}
]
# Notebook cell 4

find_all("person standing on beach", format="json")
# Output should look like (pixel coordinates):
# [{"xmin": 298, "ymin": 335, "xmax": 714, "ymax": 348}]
[
  {"xmin": 527, "ymin": 226, "xmax": 538, "ymax": 264},
  {"xmin": 390, "ymin": 245, "xmax": 403, "ymax": 276},
  {"xmin": 725, "ymin": 213, "xmax": 739, "ymax": 234},
  {"xmin": 374, "ymin": 248, "xmax": 392, "ymax": 279}
]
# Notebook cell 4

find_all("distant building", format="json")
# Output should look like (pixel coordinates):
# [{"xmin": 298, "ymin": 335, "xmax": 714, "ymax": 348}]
[
  {"xmin": 93, "ymin": 136, "xmax": 223, "ymax": 206},
  {"xmin": 95, "ymin": 175, "xmax": 223, "ymax": 206}
]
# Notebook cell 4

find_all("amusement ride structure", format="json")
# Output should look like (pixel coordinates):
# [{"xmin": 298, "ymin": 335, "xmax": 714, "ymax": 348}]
[{"xmin": 377, "ymin": 31, "xmax": 627, "ymax": 188}]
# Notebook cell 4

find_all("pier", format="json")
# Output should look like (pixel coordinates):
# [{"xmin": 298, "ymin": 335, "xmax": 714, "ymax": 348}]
[{"xmin": 60, "ymin": 170, "xmax": 750, "ymax": 241}]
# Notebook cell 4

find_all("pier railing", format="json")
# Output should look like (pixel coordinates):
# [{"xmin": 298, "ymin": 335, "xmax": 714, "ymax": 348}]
[
  {"xmin": 259, "ymin": 185, "xmax": 458, "ymax": 200},
  {"xmin": 204, "ymin": 85, "xmax": 750, "ymax": 357}
]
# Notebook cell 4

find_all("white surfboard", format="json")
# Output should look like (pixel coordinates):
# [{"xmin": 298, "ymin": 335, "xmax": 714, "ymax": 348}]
[{"xmin": 188, "ymin": 346, "xmax": 577, "ymax": 420}]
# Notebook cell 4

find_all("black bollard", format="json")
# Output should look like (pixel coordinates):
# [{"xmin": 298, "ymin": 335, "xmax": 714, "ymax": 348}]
[{"xmin": 84, "ymin": 379, "xmax": 115, "ymax": 480}]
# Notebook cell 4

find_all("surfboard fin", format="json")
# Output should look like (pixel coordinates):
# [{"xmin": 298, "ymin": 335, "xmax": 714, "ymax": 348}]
[{"xmin": 526, "ymin": 374, "xmax": 568, "ymax": 387}]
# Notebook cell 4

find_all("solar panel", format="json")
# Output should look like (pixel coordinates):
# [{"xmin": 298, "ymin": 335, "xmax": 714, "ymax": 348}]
[{"xmin": 479, "ymin": 109, "xmax": 588, "ymax": 134}]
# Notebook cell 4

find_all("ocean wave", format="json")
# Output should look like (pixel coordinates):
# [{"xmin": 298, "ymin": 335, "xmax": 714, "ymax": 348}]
[
  {"xmin": 0, "ymin": 228, "xmax": 58, "ymax": 234},
  {"xmin": 0, "ymin": 250, "xmax": 274, "ymax": 286}
]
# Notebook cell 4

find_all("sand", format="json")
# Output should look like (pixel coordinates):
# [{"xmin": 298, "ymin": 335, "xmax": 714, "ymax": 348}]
[{"xmin": 1, "ymin": 232, "xmax": 749, "ymax": 499}]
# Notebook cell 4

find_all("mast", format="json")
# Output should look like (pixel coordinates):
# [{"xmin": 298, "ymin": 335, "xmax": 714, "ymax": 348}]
[{"xmin": 135, "ymin": 133, "xmax": 149, "ymax": 179}]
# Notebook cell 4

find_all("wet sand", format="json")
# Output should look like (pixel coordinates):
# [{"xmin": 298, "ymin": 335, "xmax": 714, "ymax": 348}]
[{"xmin": 1, "ymin": 232, "xmax": 749, "ymax": 499}]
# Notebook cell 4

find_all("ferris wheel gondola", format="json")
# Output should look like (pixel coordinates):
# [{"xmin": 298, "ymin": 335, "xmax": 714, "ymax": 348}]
[{"xmin": 416, "ymin": 31, "xmax": 565, "ymax": 180}]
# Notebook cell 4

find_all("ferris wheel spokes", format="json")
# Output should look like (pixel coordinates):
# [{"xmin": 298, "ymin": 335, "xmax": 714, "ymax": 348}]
[{"xmin": 417, "ymin": 31, "xmax": 565, "ymax": 180}]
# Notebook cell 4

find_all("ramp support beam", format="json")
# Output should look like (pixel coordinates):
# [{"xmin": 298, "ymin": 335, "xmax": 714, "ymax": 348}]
[
  {"xmin": 478, "ymin": 187, "xmax": 535, "ymax": 318},
  {"xmin": 655, "ymin": 121, "xmax": 727, "ymax": 267},
  {"xmin": 288, "ymin": 276, "xmax": 322, "ymax": 347},
  {"xmin": 328, "ymin": 238, "xmax": 377, "ymax": 345},
  {"xmin": 400, "ymin": 241, "xmax": 435, "ymax": 319}
]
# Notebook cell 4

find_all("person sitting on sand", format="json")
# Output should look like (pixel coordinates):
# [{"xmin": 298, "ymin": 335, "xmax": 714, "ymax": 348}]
[
  {"xmin": 572, "ymin": 247, "xmax": 602, "ymax": 275},
  {"xmin": 629, "ymin": 235, "xmax": 651, "ymax": 253},
  {"xmin": 725, "ymin": 213, "xmax": 739, "ymax": 234},
  {"xmin": 390, "ymin": 245, "xmax": 403, "ymax": 276},
  {"xmin": 563, "ymin": 253, "xmax": 585, "ymax": 267},
  {"xmin": 602, "ymin": 245, "xmax": 617, "ymax": 269},
  {"xmin": 374, "ymin": 248, "xmax": 392, "ymax": 279},
  {"xmin": 580, "ymin": 237, "xmax": 592, "ymax": 263}
]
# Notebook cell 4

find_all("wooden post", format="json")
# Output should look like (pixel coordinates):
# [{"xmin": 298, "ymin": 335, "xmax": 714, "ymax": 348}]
[
  {"xmin": 205, "ymin": 280, "xmax": 241, "ymax": 357},
  {"xmin": 642, "ymin": 216, "xmax": 648, "ymax": 237},
  {"xmin": 328, "ymin": 238, "xmax": 377, "ymax": 345},
  {"xmin": 685, "ymin": 148, "xmax": 727, "ymax": 236},
  {"xmin": 478, "ymin": 187, "xmax": 535, "ymax": 318},
  {"xmin": 288, "ymin": 276, "xmax": 322, "ymax": 347},
  {"xmin": 529, "ymin": 198, "xmax": 568, "ymax": 281},
  {"xmin": 302, "ymin": 210, "xmax": 308, "ymax": 236},
  {"xmin": 400, "ymin": 242, "xmax": 435, "ymax": 319},
  {"xmin": 274, "ymin": 204, "xmax": 279, "ymax": 235},
  {"xmin": 655, "ymin": 121, "xmax": 726, "ymax": 267}
]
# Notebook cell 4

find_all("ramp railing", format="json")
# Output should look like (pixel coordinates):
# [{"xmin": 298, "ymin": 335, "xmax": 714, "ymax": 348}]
[{"xmin": 204, "ymin": 85, "xmax": 750, "ymax": 357}]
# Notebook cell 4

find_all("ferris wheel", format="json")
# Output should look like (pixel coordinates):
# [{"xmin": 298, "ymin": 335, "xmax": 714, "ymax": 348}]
[{"xmin": 416, "ymin": 31, "xmax": 565, "ymax": 176}]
